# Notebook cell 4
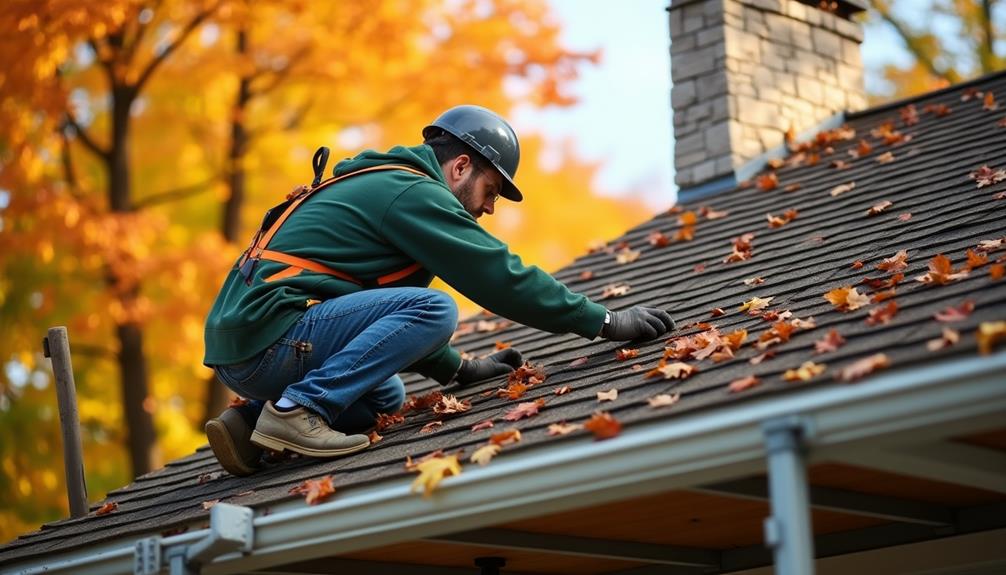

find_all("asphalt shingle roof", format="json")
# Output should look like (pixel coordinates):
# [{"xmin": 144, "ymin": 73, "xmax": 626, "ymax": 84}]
[{"xmin": 3, "ymin": 70, "xmax": 1006, "ymax": 565}]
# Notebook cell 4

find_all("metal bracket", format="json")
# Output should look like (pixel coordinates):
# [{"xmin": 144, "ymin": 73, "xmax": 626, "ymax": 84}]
[
  {"xmin": 134, "ymin": 537, "xmax": 162, "ymax": 575},
  {"xmin": 134, "ymin": 504, "xmax": 253, "ymax": 575}
]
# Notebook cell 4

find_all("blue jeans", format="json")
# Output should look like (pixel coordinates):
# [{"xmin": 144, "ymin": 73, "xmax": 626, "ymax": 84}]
[{"xmin": 213, "ymin": 287, "xmax": 457, "ymax": 433}]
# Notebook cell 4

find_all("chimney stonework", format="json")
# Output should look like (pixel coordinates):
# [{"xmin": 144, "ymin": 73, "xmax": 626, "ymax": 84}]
[{"xmin": 669, "ymin": 0, "xmax": 867, "ymax": 188}]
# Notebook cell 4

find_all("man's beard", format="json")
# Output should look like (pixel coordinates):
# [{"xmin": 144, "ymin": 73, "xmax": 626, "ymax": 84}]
[{"xmin": 454, "ymin": 176, "xmax": 479, "ymax": 218}]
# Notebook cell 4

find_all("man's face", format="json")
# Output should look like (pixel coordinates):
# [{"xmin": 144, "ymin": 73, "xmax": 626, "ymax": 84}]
[{"xmin": 449, "ymin": 157, "xmax": 503, "ymax": 220}]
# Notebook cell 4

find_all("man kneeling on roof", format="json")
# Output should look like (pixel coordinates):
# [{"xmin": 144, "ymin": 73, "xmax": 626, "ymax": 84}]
[{"xmin": 202, "ymin": 105, "xmax": 678, "ymax": 476}]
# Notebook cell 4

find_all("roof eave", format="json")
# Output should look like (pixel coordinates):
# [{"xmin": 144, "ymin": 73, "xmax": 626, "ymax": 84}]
[{"xmin": 10, "ymin": 351, "xmax": 1006, "ymax": 575}]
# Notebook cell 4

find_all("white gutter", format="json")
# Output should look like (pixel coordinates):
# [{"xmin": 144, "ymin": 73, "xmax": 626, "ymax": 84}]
[{"xmin": 8, "ymin": 352, "xmax": 1006, "ymax": 575}]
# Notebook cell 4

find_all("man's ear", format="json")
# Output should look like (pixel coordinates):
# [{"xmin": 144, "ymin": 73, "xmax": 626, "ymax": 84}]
[{"xmin": 449, "ymin": 154, "xmax": 472, "ymax": 180}]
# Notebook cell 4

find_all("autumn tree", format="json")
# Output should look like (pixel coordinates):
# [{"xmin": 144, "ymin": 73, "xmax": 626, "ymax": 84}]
[{"xmin": 868, "ymin": 0, "xmax": 1004, "ymax": 99}]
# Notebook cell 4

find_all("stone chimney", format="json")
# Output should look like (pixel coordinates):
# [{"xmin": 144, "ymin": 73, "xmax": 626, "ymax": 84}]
[{"xmin": 669, "ymin": 0, "xmax": 868, "ymax": 192}]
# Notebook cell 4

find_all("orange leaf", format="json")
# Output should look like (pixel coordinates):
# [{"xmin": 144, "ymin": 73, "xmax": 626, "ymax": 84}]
[
  {"xmin": 739, "ymin": 296, "xmax": 774, "ymax": 314},
  {"xmin": 728, "ymin": 375, "xmax": 762, "ymax": 393},
  {"xmin": 851, "ymin": 260, "xmax": 864, "ymax": 269},
  {"xmin": 966, "ymin": 249, "xmax": 988, "ymax": 270},
  {"xmin": 710, "ymin": 307, "xmax": 725, "ymax": 317},
  {"xmin": 757, "ymin": 173, "xmax": 779, "ymax": 191},
  {"xmin": 583, "ymin": 411, "xmax": 622, "ymax": 440},
  {"xmin": 600, "ymin": 283, "xmax": 631, "ymax": 299},
  {"xmin": 494, "ymin": 341, "xmax": 511, "ymax": 350},
  {"xmin": 876, "ymin": 151, "xmax": 895, "ymax": 164},
  {"xmin": 749, "ymin": 351, "xmax": 776, "ymax": 365},
  {"xmin": 554, "ymin": 385, "xmax": 571, "ymax": 395},
  {"xmin": 95, "ymin": 502, "xmax": 119, "ymax": 516},
  {"xmin": 915, "ymin": 253, "xmax": 969, "ymax": 285},
  {"xmin": 867, "ymin": 200, "xmax": 893, "ymax": 216},
  {"xmin": 991, "ymin": 264, "xmax": 1005, "ymax": 280},
  {"xmin": 829, "ymin": 182, "xmax": 856, "ymax": 197},
  {"xmin": 496, "ymin": 382, "xmax": 528, "ymax": 400},
  {"xmin": 783, "ymin": 361, "xmax": 826, "ymax": 382},
  {"xmin": 419, "ymin": 421, "xmax": 443, "ymax": 434},
  {"xmin": 368, "ymin": 430, "xmax": 383, "ymax": 444},
  {"xmin": 489, "ymin": 429, "xmax": 522, "ymax": 446},
  {"xmin": 824, "ymin": 286, "xmax": 870, "ymax": 311},
  {"xmin": 579, "ymin": 270, "xmax": 595, "ymax": 281},
  {"xmin": 568, "ymin": 357, "xmax": 589, "ymax": 368},
  {"xmin": 835, "ymin": 354, "xmax": 890, "ymax": 382},
  {"xmin": 228, "ymin": 396, "xmax": 250, "ymax": 408},
  {"xmin": 289, "ymin": 476, "xmax": 336, "ymax": 505},
  {"xmin": 648, "ymin": 231, "xmax": 672, "ymax": 247},
  {"xmin": 645, "ymin": 361, "xmax": 696, "ymax": 380},
  {"xmin": 876, "ymin": 250, "xmax": 909, "ymax": 272},
  {"xmin": 615, "ymin": 348, "xmax": 639, "ymax": 361},
  {"xmin": 983, "ymin": 91, "xmax": 999, "ymax": 111},
  {"xmin": 432, "ymin": 394, "xmax": 471, "ymax": 415},
  {"xmin": 865, "ymin": 301, "xmax": 899, "ymax": 325}
]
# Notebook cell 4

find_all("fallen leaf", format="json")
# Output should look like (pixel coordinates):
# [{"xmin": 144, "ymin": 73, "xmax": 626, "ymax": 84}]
[
  {"xmin": 289, "ymin": 476, "xmax": 336, "ymax": 505},
  {"xmin": 978, "ymin": 321, "xmax": 1006, "ymax": 354},
  {"xmin": 601, "ymin": 283, "xmax": 631, "ymax": 299},
  {"xmin": 927, "ymin": 328, "xmax": 960, "ymax": 351},
  {"xmin": 970, "ymin": 165, "xmax": 1006, "ymax": 188},
  {"xmin": 95, "ymin": 502, "xmax": 119, "ymax": 516},
  {"xmin": 984, "ymin": 91, "xmax": 999, "ymax": 111},
  {"xmin": 547, "ymin": 422, "xmax": 583, "ymax": 436},
  {"xmin": 876, "ymin": 250, "xmax": 909, "ymax": 272},
  {"xmin": 496, "ymin": 382, "xmax": 528, "ymax": 400},
  {"xmin": 615, "ymin": 349, "xmax": 640, "ymax": 361},
  {"xmin": 991, "ymin": 264, "xmax": 1005, "ymax": 280},
  {"xmin": 631, "ymin": 363, "xmax": 644, "ymax": 372},
  {"xmin": 700, "ymin": 206, "xmax": 729, "ymax": 219},
  {"xmin": 757, "ymin": 172, "xmax": 779, "ymax": 191},
  {"xmin": 814, "ymin": 329, "xmax": 846, "ymax": 354},
  {"xmin": 977, "ymin": 238, "xmax": 1004, "ymax": 252},
  {"xmin": 835, "ymin": 354, "xmax": 890, "ymax": 382},
  {"xmin": 728, "ymin": 375, "xmax": 762, "ymax": 393},
  {"xmin": 554, "ymin": 385, "xmax": 571, "ymax": 395},
  {"xmin": 766, "ymin": 209, "xmax": 798, "ymax": 228},
  {"xmin": 961, "ymin": 87, "xmax": 982, "ymax": 101},
  {"xmin": 829, "ymin": 182, "xmax": 856, "ymax": 197},
  {"xmin": 411, "ymin": 454, "xmax": 461, "ymax": 497},
  {"xmin": 470, "ymin": 420, "xmax": 495, "ymax": 433},
  {"xmin": 723, "ymin": 233, "xmax": 755, "ymax": 263},
  {"xmin": 783, "ymin": 361, "xmax": 827, "ymax": 382},
  {"xmin": 503, "ymin": 399, "xmax": 545, "ymax": 421},
  {"xmin": 489, "ymin": 429, "xmax": 522, "ymax": 446},
  {"xmin": 568, "ymin": 357, "xmax": 589, "ymax": 368},
  {"xmin": 831, "ymin": 159, "xmax": 851, "ymax": 170},
  {"xmin": 469, "ymin": 444, "xmax": 501, "ymax": 466},
  {"xmin": 876, "ymin": 151, "xmax": 895, "ymax": 164},
  {"xmin": 597, "ymin": 389, "xmax": 619, "ymax": 402},
  {"xmin": 432, "ymin": 394, "xmax": 471, "ymax": 415},
  {"xmin": 419, "ymin": 421, "xmax": 443, "ymax": 434},
  {"xmin": 579, "ymin": 270, "xmax": 595, "ymax": 281},
  {"xmin": 866, "ymin": 301, "xmax": 899, "ymax": 325},
  {"xmin": 966, "ymin": 249, "xmax": 989, "ymax": 270},
  {"xmin": 898, "ymin": 213, "xmax": 912, "ymax": 222},
  {"xmin": 784, "ymin": 183, "xmax": 802, "ymax": 192},
  {"xmin": 201, "ymin": 499, "xmax": 219, "ymax": 510},
  {"xmin": 749, "ymin": 351, "xmax": 776, "ymax": 364},
  {"xmin": 375, "ymin": 412, "xmax": 405, "ymax": 431},
  {"xmin": 647, "ymin": 393, "xmax": 681, "ymax": 408},
  {"xmin": 494, "ymin": 341, "xmax": 511, "ymax": 351},
  {"xmin": 867, "ymin": 200, "xmax": 893, "ymax": 216},
  {"xmin": 648, "ymin": 231, "xmax": 672, "ymax": 247},
  {"xmin": 934, "ymin": 300, "xmax": 975, "ymax": 322},
  {"xmin": 646, "ymin": 361, "xmax": 696, "ymax": 380},
  {"xmin": 475, "ymin": 319, "xmax": 513, "ymax": 333},
  {"xmin": 228, "ymin": 396, "xmax": 250, "ymax": 408},
  {"xmin": 615, "ymin": 248, "xmax": 641, "ymax": 264},
  {"xmin": 402, "ymin": 390, "xmax": 444, "ymax": 414},
  {"xmin": 851, "ymin": 260, "xmax": 864, "ymax": 269},
  {"xmin": 508, "ymin": 363, "xmax": 547, "ymax": 387},
  {"xmin": 196, "ymin": 471, "xmax": 223, "ymax": 485},
  {"xmin": 368, "ymin": 430, "xmax": 383, "ymax": 444},
  {"xmin": 693, "ymin": 263, "xmax": 706, "ymax": 273},
  {"xmin": 583, "ymin": 412, "xmax": 622, "ymax": 440},
  {"xmin": 900, "ymin": 104, "xmax": 919, "ymax": 125},
  {"xmin": 924, "ymin": 103, "xmax": 951, "ymax": 117},
  {"xmin": 824, "ymin": 286, "xmax": 871, "ymax": 311},
  {"xmin": 743, "ymin": 276, "xmax": 765, "ymax": 286},
  {"xmin": 915, "ymin": 254, "xmax": 969, "ymax": 285},
  {"xmin": 790, "ymin": 317, "xmax": 816, "ymax": 330},
  {"xmin": 740, "ymin": 296, "xmax": 774, "ymax": 314}
]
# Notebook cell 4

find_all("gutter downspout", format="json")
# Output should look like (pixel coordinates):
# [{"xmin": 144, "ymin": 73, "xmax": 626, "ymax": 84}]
[
  {"xmin": 762, "ymin": 416, "xmax": 816, "ymax": 575},
  {"xmin": 135, "ymin": 503, "xmax": 253, "ymax": 575}
]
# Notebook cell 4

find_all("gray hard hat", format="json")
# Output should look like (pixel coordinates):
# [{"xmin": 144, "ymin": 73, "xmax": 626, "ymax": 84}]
[{"xmin": 423, "ymin": 105, "xmax": 522, "ymax": 202}]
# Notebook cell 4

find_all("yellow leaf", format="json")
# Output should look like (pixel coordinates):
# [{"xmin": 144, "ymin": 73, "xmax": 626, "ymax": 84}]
[
  {"xmin": 469, "ymin": 444, "xmax": 501, "ymax": 466},
  {"xmin": 410, "ymin": 454, "xmax": 462, "ymax": 497},
  {"xmin": 783, "ymin": 361, "xmax": 826, "ymax": 382}
]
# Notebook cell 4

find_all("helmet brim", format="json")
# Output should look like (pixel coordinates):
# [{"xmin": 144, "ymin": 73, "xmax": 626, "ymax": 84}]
[{"xmin": 499, "ymin": 170, "xmax": 523, "ymax": 202}]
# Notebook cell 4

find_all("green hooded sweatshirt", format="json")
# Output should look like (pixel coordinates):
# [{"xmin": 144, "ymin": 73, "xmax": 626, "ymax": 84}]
[{"xmin": 204, "ymin": 144, "xmax": 607, "ymax": 384}]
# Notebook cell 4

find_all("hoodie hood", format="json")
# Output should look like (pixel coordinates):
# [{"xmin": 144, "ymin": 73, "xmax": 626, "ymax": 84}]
[{"xmin": 333, "ymin": 145, "xmax": 448, "ymax": 187}]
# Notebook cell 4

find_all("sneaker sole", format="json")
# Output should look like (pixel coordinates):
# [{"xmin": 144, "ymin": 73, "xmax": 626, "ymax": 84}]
[
  {"xmin": 205, "ymin": 419, "xmax": 259, "ymax": 477},
  {"xmin": 250, "ymin": 430, "xmax": 370, "ymax": 458}
]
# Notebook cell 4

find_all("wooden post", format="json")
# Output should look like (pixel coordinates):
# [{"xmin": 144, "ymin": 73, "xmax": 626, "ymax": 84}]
[{"xmin": 43, "ymin": 327, "xmax": 88, "ymax": 518}]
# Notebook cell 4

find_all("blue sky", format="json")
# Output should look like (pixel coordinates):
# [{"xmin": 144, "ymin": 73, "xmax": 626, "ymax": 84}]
[{"xmin": 511, "ymin": 0, "xmax": 933, "ymax": 210}]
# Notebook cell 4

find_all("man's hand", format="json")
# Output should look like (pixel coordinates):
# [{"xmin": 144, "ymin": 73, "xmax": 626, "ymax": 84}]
[
  {"xmin": 454, "ymin": 348, "xmax": 523, "ymax": 385},
  {"xmin": 601, "ymin": 307, "xmax": 677, "ymax": 341}
]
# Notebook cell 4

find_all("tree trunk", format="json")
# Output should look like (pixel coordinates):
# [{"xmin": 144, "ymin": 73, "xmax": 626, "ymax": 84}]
[
  {"xmin": 204, "ymin": 27, "xmax": 253, "ymax": 424},
  {"xmin": 109, "ymin": 84, "xmax": 160, "ymax": 478}
]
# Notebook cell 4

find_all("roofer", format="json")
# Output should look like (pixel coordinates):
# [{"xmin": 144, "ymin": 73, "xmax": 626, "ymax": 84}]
[{"xmin": 202, "ymin": 104, "xmax": 677, "ymax": 476}]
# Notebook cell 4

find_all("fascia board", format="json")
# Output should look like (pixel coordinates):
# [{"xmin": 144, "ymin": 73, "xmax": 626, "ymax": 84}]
[{"xmin": 8, "ymin": 351, "xmax": 1006, "ymax": 575}]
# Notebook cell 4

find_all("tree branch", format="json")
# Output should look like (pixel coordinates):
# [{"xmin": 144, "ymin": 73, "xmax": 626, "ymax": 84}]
[
  {"xmin": 871, "ymin": 0, "xmax": 961, "ymax": 84},
  {"xmin": 979, "ymin": 0, "xmax": 996, "ymax": 73},
  {"xmin": 63, "ymin": 111, "xmax": 109, "ymax": 160},
  {"xmin": 134, "ymin": 1, "xmax": 222, "ymax": 92},
  {"xmin": 133, "ymin": 174, "xmax": 221, "ymax": 209},
  {"xmin": 250, "ymin": 44, "xmax": 311, "ymax": 98}
]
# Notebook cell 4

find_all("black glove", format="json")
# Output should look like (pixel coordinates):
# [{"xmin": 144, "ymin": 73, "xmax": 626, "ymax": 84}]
[
  {"xmin": 454, "ymin": 348, "xmax": 524, "ymax": 385},
  {"xmin": 601, "ymin": 307, "xmax": 677, "ymax": 341}
]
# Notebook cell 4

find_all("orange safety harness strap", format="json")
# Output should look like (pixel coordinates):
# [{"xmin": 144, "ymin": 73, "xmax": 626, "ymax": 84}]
[{"xmin": 238, "ymin": 163, "xmax": 429, "ymax": 287}]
